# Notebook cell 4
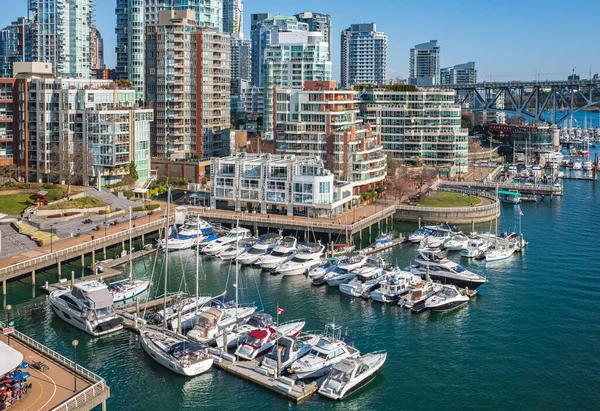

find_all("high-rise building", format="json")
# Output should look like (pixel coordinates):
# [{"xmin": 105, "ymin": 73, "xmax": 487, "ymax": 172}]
[
  {"xmin": 223, "ymin": 0, "xmax": 243, "ymax": 35},
  {"xmin": 263, "ymin": 30, "xmax": 332, "ymax": 135},
  {"xmin": 146, "ymin": 10, "xmax": 230, "ymax": 160},
  {"xmin": 0, "ymin": 18, "xmax": 34, "ymax": 78},
  {"xmin": 115, "ymin": 0, "xmax": 146, "ymax": 99},
  {"xmin": 90, "ymin": 27, "xmax": 104, "ymax": 70},
  {"xmin": 29, "ymin": 0, "xmax": 95, "ymax": 78},
  {"xmin": 230, "ymin": 33, "xmax": 251, "ymax": 95},
  {"xmin": 4, "ymin": 62, "xmax": 153, "ymax": 185},
  {"xmin": 275, "ymin": 81, "xmax": 386, "ymax": 192},
  {"xmin": 409, "ymin": 40, "xmax": 440, "ymax": 86},
  {"xmin": 295, "ymin": 12, "xmax": 332, "ymax": 61},
  {"xmin": 441, "ymin": 62, "xmax": 476, "ymax": 108},
  {"xmin": 359, "ymin": 88, "xmax": 468, "ymax": 176},
  {"xmin": 340, "ymin": 23, "xmax": 388, "ymax": 88},
  {"xmin": 171, "ymin": 0, "xmax": 223, "ymax": 31}
]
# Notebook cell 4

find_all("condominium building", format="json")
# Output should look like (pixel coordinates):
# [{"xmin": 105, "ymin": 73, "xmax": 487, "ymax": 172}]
[
  {"xmin": 223, "ymin": 0, "xmax": 244, "ymax": 35},
  {"xmin": 211, "ymin": 153, "xmax": 353, "ymax": 217},
  {"xmin": 340, "ymin": 23, "xmax": 388, "ymax": 88},
  {"xmin": 90, "ymin": 27, "xmax": 104, "ymax": 70},
  {"xmin": 295, "ymin": 12, "xmax": 332, "ymax": 61},
  {"xmin": 29, "ymin": 0, "xmax": 95, "ymax": 78},
  {"xmin": 4, "ymin": 62, "xmax": 153, "ymax": 185},
  {"xmin": 171, "ymin": 0, "xmax": 223, "ymax": 31},
  {"xmin": 275, "ymin": 81, "xmax": 386, "ymax": 192},
  {"xmin": 263, "ymin": 30, "xmax": 332, "ymax": 135},
  {"xmin": 115, "ymin": 0, "xmax": 146, "ymax": 99},
  {"xmin": 441, "ymin": 62, "xmax": 477, "ymax": 109},
  {"xmin": 358, "ymin": 88, "xmax": 468, "ymax": 176},
  {"xmin": 231, "ymin": 80, "xmax": 263, "ymax": 126},
  {"xmin": 0, "ymin": 79, "xmax": 16, "ymax": 166},
  {"xmin": 230, "ymin": 33, "xmax": 251, "ymax": 94},
  {"xmin": 146, "ymin": 10, "xmax": 230, "ymax": 160},
  {"xmin": 409, "ymin": 40, "xmax": 440, "ymax": 87},
  {"xmin": 0, "ymin": 18, "xmax": 34, "ymax": 78}
]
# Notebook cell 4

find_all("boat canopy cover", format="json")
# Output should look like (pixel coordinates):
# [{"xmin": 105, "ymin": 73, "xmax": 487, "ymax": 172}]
[
  {"xmin": 167, "ymin": 341, "xmax": 206, "ymax": 357},
  {"xmin": 0, "ymin": 341, "xmax": 23, "ymax": 377},
  {"xmin": 260, "ymin": 233, "xmax": 281, "ymax": 241},
  {"xmin": 331, "ymin": 359, "xmax": 355, "ymax": 374},
  {"xmin": 72, "ymin": 284, "xmax": 113, "ymax": 309},
  {"xmin": 248, "ymin": 329, "xmax": 269, "ymax": 340},
  {"xmin": 211, "ymin": 295, "xmax": 234, "ymax": 308}
]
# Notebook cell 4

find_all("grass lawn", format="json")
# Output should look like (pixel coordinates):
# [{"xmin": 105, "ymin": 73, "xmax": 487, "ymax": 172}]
[
  {"xmin": 417, "ymin": 191, "xmax": 482, "ymax": 208},
  {"xmin": 45, "ymin": 196, "xmax": 107, "ymax": 210},
  {"xmin": 0, "ymin": 193, "xmax": 36, "ymax": 215}
]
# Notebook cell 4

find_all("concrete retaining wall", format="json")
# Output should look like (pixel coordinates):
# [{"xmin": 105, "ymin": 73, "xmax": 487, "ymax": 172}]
[
  {"xmin": 36, "ymin": 206, "xmax": 109, "ymax": 217},
  {"xmin": 393, "ymin": 197, "xmax": 500, "ymax": 224}
]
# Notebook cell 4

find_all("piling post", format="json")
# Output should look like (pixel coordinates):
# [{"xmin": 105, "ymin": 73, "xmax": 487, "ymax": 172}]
[
  {"xmin": 369, "ymin": 224, "xmax": 372, "ymax": 242},
  {"xmin": 2, "ymin": 280, "xmax": 5, "ymax": 296},
  {"xmin": 122, "ymin": 239, "xmax": 125, "ymax": 250},
  {"xmin": 418, "ymin": 217, "xmax": 422, "ymax": 228},
  {"xmin": 141, "ymin": 233, "xmax": 145, "ymax": 247},
  {"xmin": 472, "ymin": 220, "xmax": 475, "ymax": 234},
  {"xmin": 177, "ymin": 310, "xmax": 182, "ymax": 335},
  {"xmin": 81, "ymin": 254, "xmax": 85, "ymax": 268},
  {"xmin": 57, "ymin": 260, "xmax": 61, "ymax": 280},
  {"xmin": 31, "ymin": 270, "xmax": 36, "ymax": 286},
  {"xmin": 136, "ymin": 297, "xmax": 140, "ymax": 320},
  {"xmin": 92, "ymin": 250, "xmax": 95, "ymax": 265},
  {"xmin": 222, "ymin": 330, "xmax": 228, "ymax": 353},
  {"xmin": 359, "ymin": 229, "xmax": 362, "ymax": 244},
  {"xmin": 71, "ymin": 271, "xmax": 75, "ymax": 288},
  {"xmin": 103, "ymin": 246, "xmax": 107, "ymax": 259},
  {"xmin": 277, "ymin": 346, "xmax": 282, "ymax": 379}
]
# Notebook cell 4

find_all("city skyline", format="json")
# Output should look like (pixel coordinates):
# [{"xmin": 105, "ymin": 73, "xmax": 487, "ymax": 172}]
[{"xmin": 3, "ymin": 0, "xmax": 599, "ymax": 82}]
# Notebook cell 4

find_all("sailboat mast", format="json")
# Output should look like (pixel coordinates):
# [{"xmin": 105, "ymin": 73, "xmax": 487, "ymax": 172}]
[
  {"xmin": 235, "ymin": 218, "xmax": 239, "ymax": 320},
  {"xmin": 195, "ymin": 215, "xmax": 200, "ymax": 315},
  {"xmin": 129, "ymin": 206, "xmax": 133, "ymax": 281},
  {"xmin": 163, "ymin": 187, "xmax": 171, "ymax": 333}
]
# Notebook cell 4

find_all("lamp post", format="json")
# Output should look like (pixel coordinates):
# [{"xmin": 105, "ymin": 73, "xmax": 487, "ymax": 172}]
[
  {"xmin": 5, "ymin": 304, "xmax": 12, "ymax": 346},
  {"xmin": 72, "ymin": 339, "xmax": 79, "ymax": 392}
]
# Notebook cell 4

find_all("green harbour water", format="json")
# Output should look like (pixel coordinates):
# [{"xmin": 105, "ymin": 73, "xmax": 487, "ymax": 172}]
[{"xmin": 2, "ymin": 157, "xmax": 599, "ymax": 410}]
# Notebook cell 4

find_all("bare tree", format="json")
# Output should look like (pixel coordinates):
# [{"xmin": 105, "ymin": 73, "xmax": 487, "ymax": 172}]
[
  {"xmin": 414, "ymin": 168, "xmax": 438, "ymax": 200},
  {"xmin": 388, "ymin": 167, "xmax": 412, "ymax": 204},
  {"xmin": 51, "ymin": 139, "xmax": 86, "ymax": 196}
]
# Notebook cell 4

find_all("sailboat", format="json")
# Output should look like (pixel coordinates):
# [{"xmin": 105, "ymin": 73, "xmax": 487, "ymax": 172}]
[
  {"xmin": 140, "ymin": 187, "xmax": 214, "ymax": 376},
  {"xmin": 109, "ymin": 207, "xmax": 151, "ymax": 309}
]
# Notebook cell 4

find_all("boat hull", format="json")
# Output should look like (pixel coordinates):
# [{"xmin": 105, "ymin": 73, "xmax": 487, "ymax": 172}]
[
  {"xmin": 427, "ymin": 299, "xmax": 469, "ymax": 312},
  {"xmin": 140, "ymin": 333, "xmax": 213, "ymax": 376}
]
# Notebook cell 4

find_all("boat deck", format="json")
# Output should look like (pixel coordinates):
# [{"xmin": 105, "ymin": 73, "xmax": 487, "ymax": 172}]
[
  {"xmin": 212, "ymin": 356, "xmax": 318, "ymax": 402},
  {"xmin": 363, "ymin": 238, "xmax": 407, "ymax": 255}
]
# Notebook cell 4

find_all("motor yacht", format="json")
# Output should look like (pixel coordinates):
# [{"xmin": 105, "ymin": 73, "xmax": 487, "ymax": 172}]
[
  {"xmin": 460, "ymin": 238, "xmax": 490, "ymax": 259},
  {"xmin": 177, "ymin": 218, "xmax": 214, "ymax": 238},
  {"xmin": 399, "ymin": 281, "xmax": 442, "ymax": 312},
  {"xmin": 339, "ymin": 262, "xmax": 387, "ymax": 298},
  {"xmin": 324, "ymin": 254, "xmax": 373, "ymax": 287},
  {"xmin": 337, "ymin": 253, "xmax": 368, "ymax": 272},
  {"xmin": 572, "ymin": 159, "xmax": 583, "ymax": 170},
  {"xmin": 260, "ymin": 333, "xmax": 320, "ymax": 373},
  {"xmin": 308, "ymin": 257, "xmax": 340, "ymax": 285},
  {"xmin": 49, "ymin": 280, "xmax": 124, "ymax": 336},
  {"xmin": 186, "ymin": 305, "xmax": 257, "ymax": 344},
  {"xmin": 237, "ymin": 233, "xmax": 282, "ymax": 265},
  {"xmin": 140, "ymin": 330, "xmax": 213, "ymax": 376},
  {"xmin": 370, "ymin": 270, "xmax": 418, "ymax": 303},
  {"xmin": 202, "ymin": 227, "xmax": 252, "ymax": 256},
  {"xmin": 425, "ymin": 285, "xmax": 470, "ymax": 312},
  {"xmin": 157, "ymin": 220, "xmax": 214, "ymax": 251},
  {"xmin": 443, "ymin": 234, "xmax": 469, "ymax": 252},
  {"xmin": 217, "ymin": 313, "xmax": 275, "ymax": 349},
  {"xmin": 234, "ymin": 320, "xmax": 305, "ymax": 360},
  {"xmin": 257, "ymin": 237, "xmax": 298, "ymax": 270},
  {"xmin": 318, "ymin": 351, "xmax": 387, "ymax": 400},
  {"xmin": 217, "ymin": 238, "xmax": 257, "ymax": 261},
  {"xmin": 274, "ymin": 243, "xmax": 324, "ymax": 276},
  {"xmin": 290, "ymin": 324, "xmax": 360, "ymax": 380},
  {"xmin": 409, "ymin": 251, "xmax": 487, "ymax": 289},
  {"xmin": 408, "ymin": 228, "xmax": 433, "ymax": 243}
]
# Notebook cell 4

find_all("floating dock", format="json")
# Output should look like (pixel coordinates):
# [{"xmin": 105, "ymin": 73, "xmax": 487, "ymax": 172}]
[
  {"xmin": 363, "ymin": 238, "xmax": 407, "ymax": 255},
  {"xmin": 212, "ymin": 356, "xmax": 318, "ymax": 402}
]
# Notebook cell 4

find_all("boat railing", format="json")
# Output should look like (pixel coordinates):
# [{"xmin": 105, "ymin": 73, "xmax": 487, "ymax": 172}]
[{"xmin": 0, "ymin": 321, "xmax": 109, "ymax": 411}]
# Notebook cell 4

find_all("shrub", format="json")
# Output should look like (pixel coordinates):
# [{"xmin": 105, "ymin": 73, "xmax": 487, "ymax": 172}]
[{"xmin": 123, "ymin": 190, "xmax": 134, "ymax": 199}]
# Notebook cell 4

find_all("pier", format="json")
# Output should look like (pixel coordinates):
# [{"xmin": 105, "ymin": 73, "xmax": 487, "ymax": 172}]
[
  {"xmin": 0, "ymin": 321, "xmax": 110, "ymax": 411},
  {"xmin": 440, "ymin": 181, "xmax": 563, "ymax": 197},
  {"xmin": 0, "ymin": 216, "xmax": 172, "ymax": 296}
]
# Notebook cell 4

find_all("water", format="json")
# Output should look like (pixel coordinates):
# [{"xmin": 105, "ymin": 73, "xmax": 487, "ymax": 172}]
[{"xmin": 3, "ymin": 163, "xmax": 600, "ymax": 410}]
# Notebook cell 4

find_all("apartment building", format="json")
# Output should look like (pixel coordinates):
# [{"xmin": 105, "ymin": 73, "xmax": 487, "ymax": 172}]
[
  {"xmin": 340, "ymin": 23, "xmax": 388, "ymax": 88},
  {"xmin": 275, "ymin": 81, "xmax": 386, "ymax": 193},
  {"xmin": 211, "ymin": 153, "xmax": 353, "ymax": 217},
  {"xmin": 409, "ymin": 40, "xmax": 440, "ymax": 86},
  {"xmin": 359, "ymin": 88, "xmax": 468, "ymax": 176}
]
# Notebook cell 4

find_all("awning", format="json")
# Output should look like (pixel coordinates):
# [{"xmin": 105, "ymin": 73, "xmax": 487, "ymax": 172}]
[
  {"xmin": 0, "ymin": 341, "xmax": 24, "ymax": 377},
  {"xmin": 133, "ymin": 188, "xmax": 149, "ymax": 194}
]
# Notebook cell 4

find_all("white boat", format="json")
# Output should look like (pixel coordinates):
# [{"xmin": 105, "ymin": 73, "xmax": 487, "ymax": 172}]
[
  {"xmin": 177, "ymin": 218, "xmax": 213, "ymax": 237},
  {"xmin": 572, "ymin": 160, "xmax": 583, "ymax": 170},
  {"xmin": 443, "ymin": 234, "xmax": 469, "ymax": 251},
  {"xmin": 260, "ymin": 333, "xmax": 320, "ymax": 373},
  {"xmin": 217, "ymin": 238, "xmax": 257, "ymax": 261},
  {"xmin": 318, "ymin": 351, "xmax": 387, "ymax": 400},
  {"xmin": 374, "ymin": 234, "xmax": 393, "ymax": 248},
  {"xmin": 370, "ymin": 270, "xmax": 418, "ymax": 303},
  {"xmin": 290, "ymin": 323, "xmax": 360, "ymax": 380},
  {"xmin": 217, "ymin": 313, "xmax": 275, "ymax": 349},
  {"xmin": 140, "ymin": 331, "xmax": 213, "ymax": 376},
  {"xmin": 257, "ymin": 237, "xmax": 298, "ymax": 270},
  {"xmin": 108, "ymin": 279, "xmax": 150, "ymax": 309},
  {"xmin": 324, "ymin": 255, "xmax": 373, "ymax": 287},
  {"xmin": 234, "ymin": 320, "xmax": 305, "ymax": 360},
  {"xmin": 49, "ymin": 280, "xmax": 124, "ymax": 336},
  {"xmin": 275, "ymin": 243, "xmax": 324, "ymax": 276},
  {"xmin": 425, "ymin": 284, "xmax": 469, "ymax": 312},
  {"xmin": 583, "ymin": 159, "xmax": 593, "ymax": 171},
  {"xmin": 157, "ymin": 220, "xmax": 214, "ymax": 250},
  {"xmin": 186, "ymin": 305, "xmax": 257, "ymax": 344},
  {"xmin": 410, "ymin": 251, "xmax": 487, "ymax": 289},
  {"xmin": 324, "ymin": 267, "xmax": 357, "ymax": 288},
  {"xmin": 337, "ymin": 253, "xmax": 368, "ymax": 272},
  {"xmin": 308, "ymin": 257, "xmax": 340, "ymax": 280},
  {"xmin": 339, "ymin": 260, "xmax": 386, "ymax": 298},
  {"xmin": 202, "ymin": 227, "xmax": 252, "ymax": 256},
  {"xmin": 485, "ymin": 244, "xmax": 517, "ymax": 262},
  {"xmin": 399, "ymin": 281, "xmax": 442, "ymax": 312},
  {"xmin": 460, "ymin": 238, "xmax": 490, "ymax": 259},
  {"xmin": 237, "ymin": 233, "xmax": 282, "ymax": 265},
  {"xmin": 408, "ymin": 228, "xmax": 433, "ymax": 243},
  {"xmin": 146, "ymin": 295, "xmax": 212, "ymax": 331}
]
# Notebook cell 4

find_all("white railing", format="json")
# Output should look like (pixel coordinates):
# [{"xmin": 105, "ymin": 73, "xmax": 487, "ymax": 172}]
[
  {"xmin": 0, "ymin": 216, "xmax": 173, "ymax": 281},
  {"xmin": 441, "ymin": 180, "xmax": 562, "ymax": 192},
  {"xmin": 0, "ymin": 321, "xmax": 108, "ymax": 411}
]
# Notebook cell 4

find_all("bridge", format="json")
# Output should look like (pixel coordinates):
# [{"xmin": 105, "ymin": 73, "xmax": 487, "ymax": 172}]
[{"xmin": 440, "ymin": 79, "xmax": 600, "ymax": 125}]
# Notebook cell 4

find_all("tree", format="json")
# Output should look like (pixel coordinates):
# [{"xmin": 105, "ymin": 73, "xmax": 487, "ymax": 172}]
[
  {"xmin": 386, "ymin": 154, "xmax": 402, "ymax": 176},
  {"xmin": 128, "ymin": 161, "xmax": 139, "ymax": 181},
  {"xmin": 121, "ymin": 175, "xmax": 136, "ymax": 188},
  {"xmin": 461, "ymin": 111, "xmax": 474, "ymax": 134},
  {"xmin": 388, "ymin": 167, "xmax": 412, "ymax": 204},
  {"xmin": 414, "ymin": 168, "xmax": 438, "ymax": 200},
  {"xmin": 50, "ymin": 139, "xmax": 86, "ymax": 197}
]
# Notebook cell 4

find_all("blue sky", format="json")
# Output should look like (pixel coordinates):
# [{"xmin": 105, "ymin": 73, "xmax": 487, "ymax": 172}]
[{"xmin": 4, "ymin": 0, "xmax": 599, "ymax": 81}]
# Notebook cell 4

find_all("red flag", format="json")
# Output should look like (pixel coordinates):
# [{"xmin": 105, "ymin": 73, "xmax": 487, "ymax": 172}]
[{"xmin": 277, "ymin": 307, "xmax": 285, "ymax": 315}]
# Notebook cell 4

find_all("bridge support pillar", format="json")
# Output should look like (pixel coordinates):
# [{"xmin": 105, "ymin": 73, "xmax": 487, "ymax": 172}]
[
  {"xmin": 2, "ymin": 280, "xmax": 6, "ymax": 296},
  {"xmin": 57, "ymin": 261, "xmax": 61, "ymax": 280},
  {"xmin": 31, "ymin": 270, "xmax": 35, "ymax": 286}
]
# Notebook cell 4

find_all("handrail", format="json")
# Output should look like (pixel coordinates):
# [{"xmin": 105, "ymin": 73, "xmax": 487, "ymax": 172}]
[
  {"xmin": 441, "ymin": 180, "xmax": 562, "ymax": 192},
  {"xmin": 0, "ymin": 216, "xmax": 173, "ymax": 280}
]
